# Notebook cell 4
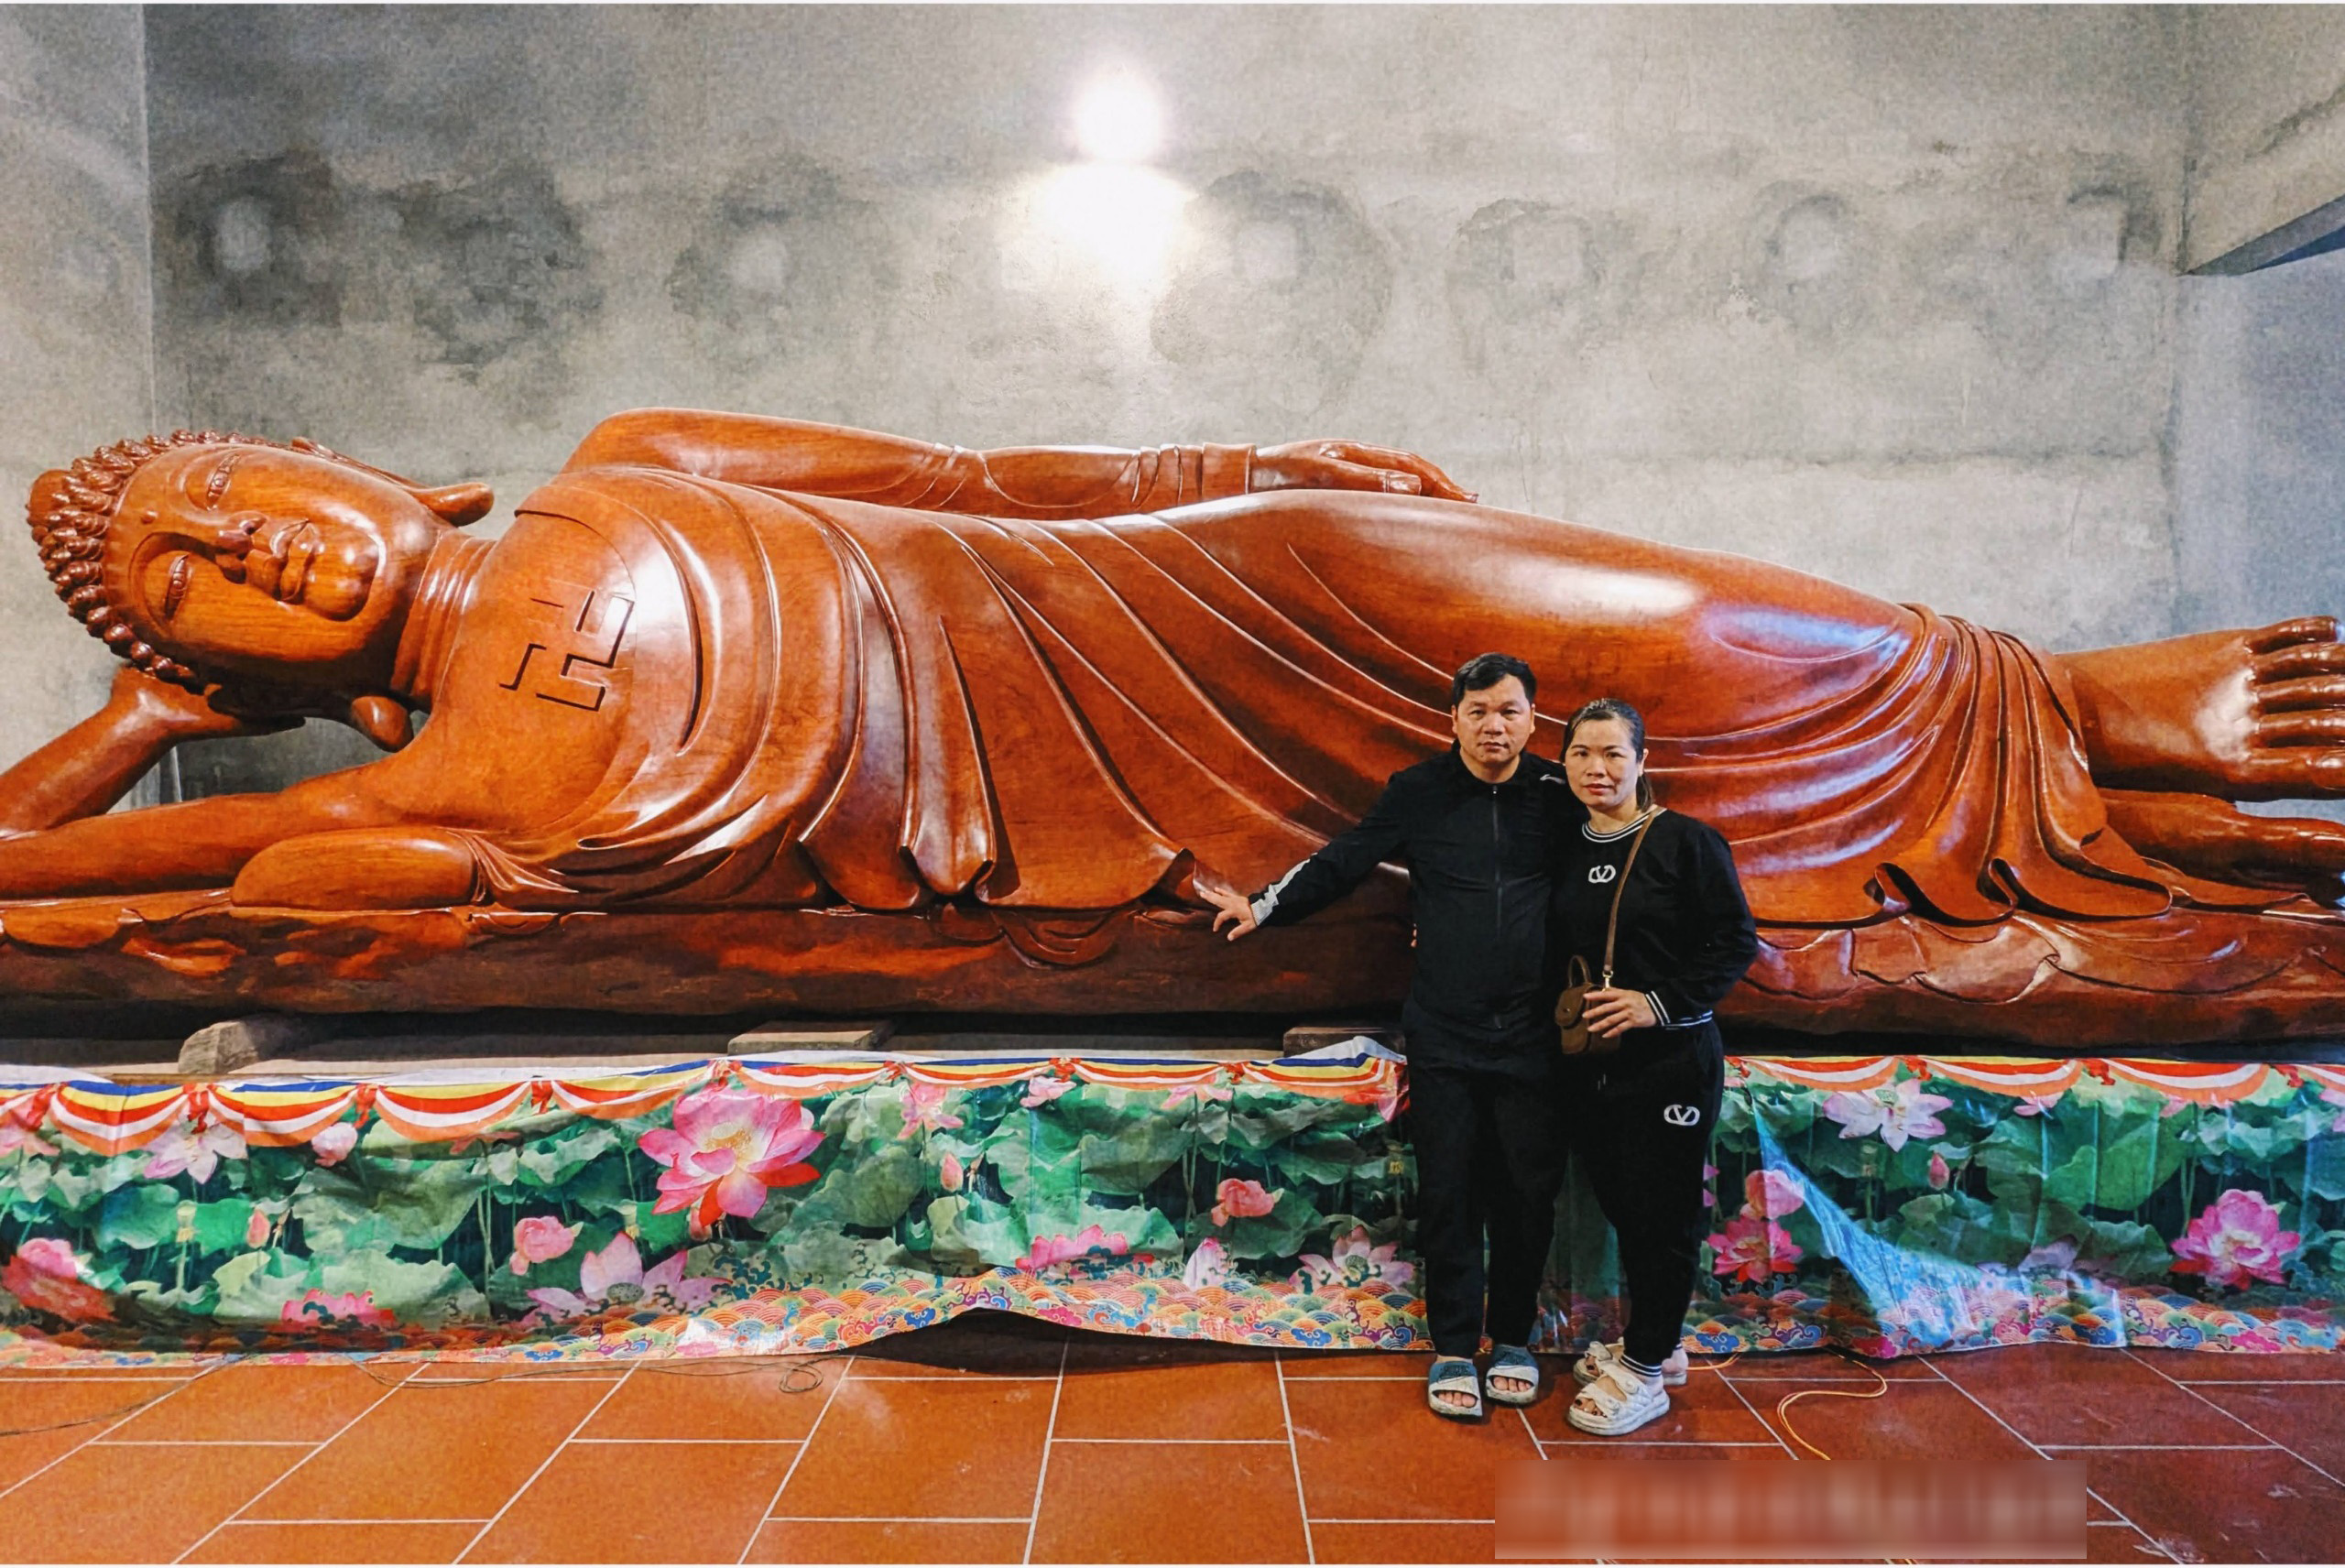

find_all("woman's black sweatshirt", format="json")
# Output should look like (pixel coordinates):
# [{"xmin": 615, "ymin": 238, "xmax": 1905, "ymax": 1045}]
[{"xmin": 1549, "ymin": 808, "xmax": 1759, "ymax": 1031}]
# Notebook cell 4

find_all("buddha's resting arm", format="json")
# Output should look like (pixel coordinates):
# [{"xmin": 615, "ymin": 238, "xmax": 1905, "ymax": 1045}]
[
  {"xmin": 562, "ymin": 409, "xmax": 1470, "ymax": 520},
  {"xmin": 0, "ymin": 759, "xmax": 412, "ymax": 900},
  {"xmin": 562, "ymin": 408, "xmax": 1251, "ymax": 519},
  {"xmin": 0, "ymin": 669, "xmax": 286, "ymax": 838}
]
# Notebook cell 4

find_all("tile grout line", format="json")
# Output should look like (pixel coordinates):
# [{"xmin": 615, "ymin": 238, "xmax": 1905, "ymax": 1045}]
[
  {"xmin": 453, "ymin": 1359, "xmax": 640, "ymax": 1563},
  {"xmin": 1917, "ymin": 1357, "xmax": 2054, "ymax": 1460},
  {"xmin": 1050, "ymin": 1436, "xmax": 1290, "ymax": 1444},
  {"xmin": 2122, "ymin": 1348, "xmax": 2345, "ymax": 1492},
  {"xmin": 1926, "ymin": 1359, "xmax": 2183, "ymax": 1565},
  {"xmin": 204, "ymin": 1517, "xmax": 494, "ymax": 1527},
  {"xmin": 739, "ymin": 1355, "xmax": 855, "ymax": 1566},
  {"xmin": 2085, "ymin": 1482, "xmax": 2176, "ymax": 1566},
  {"xmin": 768, "ymin": 1515, "xmax": 1031, "ymax": 1524},
  {"xmin": 1019, "ymin": 1338, "xmax": 1069, "ymax": 1567},
  {"xmin": 1313, "ymin": 1516, "xmax": 1498, "ymax": 1525},
  {"xmin": 1713, "ymin": 1368, "xmax": 1800, "ymax": 1458},
  {"xmin": 1273, "ymin": 1351, "xmax": 1315, "ymax": 1565},
  {"xmin": 170, "ymin": 1359, "xmax": 420, "ymax": 1565},
  {"xmin": 0, "ymin": 1360, "xmax": 212, "ymax": 1507}
]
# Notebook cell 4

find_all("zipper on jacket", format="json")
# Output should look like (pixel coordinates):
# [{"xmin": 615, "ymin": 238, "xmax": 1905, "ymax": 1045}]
[{"xmin": 1490, "ymin": 787, "xmax": 1503, "ymax": 1026}]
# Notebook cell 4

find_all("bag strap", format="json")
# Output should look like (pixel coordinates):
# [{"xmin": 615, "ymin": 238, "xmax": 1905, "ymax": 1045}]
[{"xmin": 1598, "ymin": 810, "xmax": 1660, "ymax": 987}]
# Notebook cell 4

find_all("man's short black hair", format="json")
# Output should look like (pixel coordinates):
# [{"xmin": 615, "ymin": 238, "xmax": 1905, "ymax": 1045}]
[{"xmin": 1448, "ymin": 651, "xmax": 1537, "ymax": 709}]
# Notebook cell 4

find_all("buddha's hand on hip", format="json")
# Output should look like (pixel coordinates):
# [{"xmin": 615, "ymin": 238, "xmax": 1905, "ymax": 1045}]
[{"xmin": 1250, "ymin": 441, "xmax": 1476, "ymax": 503}]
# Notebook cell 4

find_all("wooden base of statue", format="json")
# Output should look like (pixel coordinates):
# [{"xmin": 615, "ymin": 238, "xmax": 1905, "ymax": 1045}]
[{"xmin": 2, "ymin": 888, "xmax": 2342, "ymax": 1050}]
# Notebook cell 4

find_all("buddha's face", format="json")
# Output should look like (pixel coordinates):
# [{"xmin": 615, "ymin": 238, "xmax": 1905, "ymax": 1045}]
[{"xmin": 104, "ymin": 445, "xmax": 448, "ymax": 683}]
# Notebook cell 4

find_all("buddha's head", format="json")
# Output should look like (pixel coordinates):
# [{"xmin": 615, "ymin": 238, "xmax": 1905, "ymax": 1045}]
[{"xmin": 28, "ymin": 431, "xmax": 492, "ymax": 738}]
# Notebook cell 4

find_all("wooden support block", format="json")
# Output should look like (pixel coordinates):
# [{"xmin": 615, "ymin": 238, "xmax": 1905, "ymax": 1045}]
[
  {"xmin": 1282, "ymin": 1023, "xmax": 1402, "ymax": 1057},
  {"xmin": 178, "ymin": 1014, "xmax": 340, "ymax": 1077},
  {"xmin": 727, "ymin": 1018, "xmax": 898, "ymax": 1052}
]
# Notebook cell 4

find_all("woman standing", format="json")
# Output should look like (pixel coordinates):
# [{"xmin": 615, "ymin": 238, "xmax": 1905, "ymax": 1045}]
[{"xmin": 1550, "ymin": 698, "xmax": 1759, "ymax": 1436}]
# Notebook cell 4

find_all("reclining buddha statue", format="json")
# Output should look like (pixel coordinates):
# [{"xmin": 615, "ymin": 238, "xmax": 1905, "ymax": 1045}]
[{"xmin": 7, "ymin": 408, "xmax": 2345, "ymax": 1045}]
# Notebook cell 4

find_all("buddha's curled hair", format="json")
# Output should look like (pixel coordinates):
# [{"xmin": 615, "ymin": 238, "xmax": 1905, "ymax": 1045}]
[{"xmin": 26, "ymin": 430, "xmax": 403, "ymax": 690}]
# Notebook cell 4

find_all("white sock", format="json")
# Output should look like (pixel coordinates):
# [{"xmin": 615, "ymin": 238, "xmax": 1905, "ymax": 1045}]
[{"xmin": 1619, "ymin": 1354, "xmax": 1665, "ymax": 1389}]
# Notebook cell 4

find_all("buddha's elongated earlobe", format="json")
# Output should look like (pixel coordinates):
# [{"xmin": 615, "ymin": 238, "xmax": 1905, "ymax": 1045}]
[
  {"xmin": 349, "ymin": 694, "xmax": 414, "ymax": 750},
  {"xmin": 415, "ymin": 483, "xmax": 495, "ymax": 527}
]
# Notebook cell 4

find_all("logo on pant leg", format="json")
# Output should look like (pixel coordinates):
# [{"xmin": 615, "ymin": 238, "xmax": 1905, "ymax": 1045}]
[{"xmin": 1661, "ymin": 1104, "xmax": 1700, "ymax": 1127}]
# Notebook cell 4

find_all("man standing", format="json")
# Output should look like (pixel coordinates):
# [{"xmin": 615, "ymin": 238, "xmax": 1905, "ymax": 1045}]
[{"xmin": 1202, "ymin": 653, "xmax": 1570, "ymax": 1420}]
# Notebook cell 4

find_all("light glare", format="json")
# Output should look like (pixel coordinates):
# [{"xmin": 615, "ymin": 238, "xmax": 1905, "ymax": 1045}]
[{"xmin": 1074, "ymin": 73, "xmax": 1163, "ymax": 164}]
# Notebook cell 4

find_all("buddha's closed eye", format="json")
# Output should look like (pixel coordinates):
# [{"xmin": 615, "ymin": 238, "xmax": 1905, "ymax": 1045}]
[{"xmin": 161, "ymin": 555, "xmax": 193, "ymax": 620}]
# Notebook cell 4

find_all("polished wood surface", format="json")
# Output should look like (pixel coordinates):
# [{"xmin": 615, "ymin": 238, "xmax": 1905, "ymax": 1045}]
[{"xmin": 10, "ymin": 410, "xmax": 2345, "ymax": 1042}]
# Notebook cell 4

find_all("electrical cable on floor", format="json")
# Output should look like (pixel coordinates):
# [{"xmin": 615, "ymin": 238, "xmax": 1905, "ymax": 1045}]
[
  {"xmin": 344, "ymin": 1349, "xmax": 850, "ymax": 1393},
  {"xmin": 0, "ymin": 1358, "xmax": 234, "ymax": 1438},
  {"xmin": 1772, "ymin": 1349, "xmax": 1891, "ymax": 1460}
]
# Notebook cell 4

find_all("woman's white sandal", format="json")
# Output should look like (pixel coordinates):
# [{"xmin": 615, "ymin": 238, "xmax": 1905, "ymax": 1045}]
[
  {"xmin": 1570, "ymin": 1338, "xmax": 1688, "ymax": 1388},
  {"xmin": 1565, "ymin": 1362, "xmax": 1671, "ymax": 1436},
  {"xmin": 1426, "ymin": 1356, "xmax": 1484, "ymax": 1420}
]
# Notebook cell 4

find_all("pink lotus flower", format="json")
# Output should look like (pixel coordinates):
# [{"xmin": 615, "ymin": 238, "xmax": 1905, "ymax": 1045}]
[
  {"xmin": 939, "ymin": 1152, "xmax": 965, "ymax": 1192},
  {"xmin": 2011, "ymin": 1094, "xmax": 2062, "ymax": 1117},
  {"xmin": 142, "ymin": 1120, "xmax": 247, "ymax": 1183},
  {"xmin": 2161, "ymin": 1095, "xmax": 2194, "ymax": 1119},
  {"xmin": 279, "ymin": 1289, "xmax": 396, "ymax": 1329},
  {"xmin": 1, "ymin": 1238, "xmax": 111, "ymax": 1323},
  {"xmin": 1294, "ymin": 1225, "xmax": 1413, "ymax": 1291},
  {"xmin": 527, "ymin": 1231, "xmax": 722, "ymax": 1317},
  {"xmin": 1706, "ymin": 1214, "xmax": 1804, "ymax": 1285},
  {"xmin": 1183, "ymin": 1236, "xmax": 1231, "ymax": 1290},
  {"xmin": 0, "ymin": 1120, "xmax": 58, "ymax": 1159},
  {"xmin": 1163, "ymin": 1079, "xmax": 1235, "ymax": 1108},
  {"xmin": 899, "ymin": 1081, "xmax": 965, "ymax": 1138},
  {"xmin": 2321, "ymin": 1086, "xmax": 2345, "ymax": 1133},
  {"xmin": 310, "ymin": 1122, "xmax": 357, "ymax": 1166},
  {"xmin": 1016, "ymin": 1225, "xmax": 1129, "ymax": 1272},
  {"xmin": 1209, "ymin": 1178, "xmax": 1280, "ymax": 1227},
  {"xmin": 1020, "ymin": 1073, "xmax": 1074, "ymax": 1108},
  {"xmin": 1927, "ymin": 1150, "xmax": 1952, "ymax": 1191},
  {"xmin": 638, "ymin": 1089, "xmax": 823, "ymax": 1233},
  {"xmin": 2171, "ymin": 1189, "xmax": 2302, "ymax": 1290},
  {"xmin": 245, "ymin": 1206, "xmax": 274, "ymax": 1248},
  {"xmin": 507, "ymin": 1216, "xmax": 581, "ymax": 1277},
  {"xmin": 1822, "ymin": 1081, "xmax": 1953, "ymax": 1152},
  {"xmin": 1743, "ymin": 1169, "xmax": 1805, "ymax": 1219}
]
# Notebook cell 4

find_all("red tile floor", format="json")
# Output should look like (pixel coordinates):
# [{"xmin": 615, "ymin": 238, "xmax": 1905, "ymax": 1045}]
[{"xmin": 0, "ymin": 1315, "xmax": 2336, "ymax": 1563}]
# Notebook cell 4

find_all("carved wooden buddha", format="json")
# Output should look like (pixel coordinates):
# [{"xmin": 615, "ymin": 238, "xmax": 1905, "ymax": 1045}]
[{"xmin": 9, "ymin": 409, "xmax": 2345, "ymax": 1041}]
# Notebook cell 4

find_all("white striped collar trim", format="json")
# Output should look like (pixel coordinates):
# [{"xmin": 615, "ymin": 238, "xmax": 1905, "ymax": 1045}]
[{"xmin": 1581, "ymin": 807, "xmax": 1663, "ymax": 842}]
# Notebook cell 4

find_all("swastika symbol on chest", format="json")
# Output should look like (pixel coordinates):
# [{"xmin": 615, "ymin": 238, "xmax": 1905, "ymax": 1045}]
[{"xmin": 497, "ymin": 580, "xmax": 634, "ymax": 712}]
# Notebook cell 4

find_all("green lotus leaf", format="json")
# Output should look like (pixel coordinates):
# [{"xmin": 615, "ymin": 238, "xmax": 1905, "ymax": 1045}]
[
  {"xmin": 191, "ymin": 1199, "xmax": 258, "ymax": 1255},
  {"xmin": 1212, "ymin": 1186, "xmax": 1320, "ymax": 1260},
  {"xmin": 296, "ymin": 1159, "xmax": 487, "ymax": 1250},
  {"xmin": 1074, "ymin": 1118, "xmax": 1192, "ymax": 1196},
  {"xmin": 517, "ymin": 1125, "xmax": 619, "ymax": 1188},
  {"xmin": 95, "ymin": 1182, "xmax": 183, "ymax": 1251}
]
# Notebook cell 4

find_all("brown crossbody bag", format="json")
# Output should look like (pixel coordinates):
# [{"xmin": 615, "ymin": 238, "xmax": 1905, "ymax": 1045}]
[{"xmin": 1554, "ymin": 811, "xmax": 1657, "ymax": 1057}]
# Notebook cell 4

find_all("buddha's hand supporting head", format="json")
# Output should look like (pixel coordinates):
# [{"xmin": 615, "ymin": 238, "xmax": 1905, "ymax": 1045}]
[{"xmin": 27, "ymin": 430, "xmax": 492, "ymax": 728}]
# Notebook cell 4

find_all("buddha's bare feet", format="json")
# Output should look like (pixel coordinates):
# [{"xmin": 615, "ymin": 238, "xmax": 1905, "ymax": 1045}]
[
  {"xmin": 2067, "ymin": 617, "xmax": 2345, "ymax": 800},
  {"xmin": 2101, "ymin": 789, "xmax": 2345, "ymax": 903}
]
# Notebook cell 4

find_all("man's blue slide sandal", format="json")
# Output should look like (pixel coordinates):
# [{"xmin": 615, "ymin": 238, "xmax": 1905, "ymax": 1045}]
[
  {"xmin": 1485, "ymin": 1344, "xmax": 1542, "ymax": 1406},
  {"xmin": 1427, "ymin": 1356, "xmax": 1484, "ymax": 1420}
]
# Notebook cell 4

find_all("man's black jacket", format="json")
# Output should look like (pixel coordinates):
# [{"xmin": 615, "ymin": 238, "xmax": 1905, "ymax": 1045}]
[{"xmin": 1249, "ymin": 746, "xmax": 1571, "ymax": 1071}]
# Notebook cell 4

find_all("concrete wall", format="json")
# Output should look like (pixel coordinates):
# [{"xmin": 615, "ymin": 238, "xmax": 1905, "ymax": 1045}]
[
  {"xmin": 36, "ymin": 5, "xmax": 2318, "ymax": 793},
  {"xmin": 2184, "ymin": 5, "xmax": 2345, "ymax": 271},
  {"xmin": 0, "ymin": 6, "xmax": 156, "ymax": 775},
  {"xmin": 2175, "ymin": 248, "xmax": 2345, "ymax": 633}
]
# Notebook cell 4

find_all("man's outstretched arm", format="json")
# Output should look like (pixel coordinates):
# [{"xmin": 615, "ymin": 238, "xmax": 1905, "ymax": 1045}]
[
  {"xmin": 563, "ymin": 409, "xmax": 1471, "ymax": 520},
  {"xmin": 1204, "ymin": 773, "xmax": 1414, "ymax": 940}
]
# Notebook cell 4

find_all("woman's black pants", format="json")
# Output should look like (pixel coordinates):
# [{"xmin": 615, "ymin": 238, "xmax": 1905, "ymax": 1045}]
[
  {"xmin": 1406, "ymin": 1059, "xmax": 1570, "ymax": 1359},
  {"xmin": 1566, "ymin": 1028, "xmax": 1725, "ymax": 1367}
]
